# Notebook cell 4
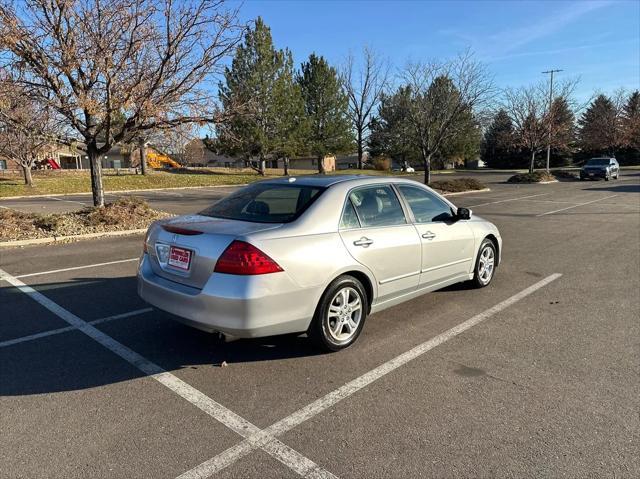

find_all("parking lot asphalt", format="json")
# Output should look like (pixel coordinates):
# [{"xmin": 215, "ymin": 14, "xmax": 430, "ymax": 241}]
[{"xmin": 1, "ymin": 172, "xmax": 639, "ymax": 478}]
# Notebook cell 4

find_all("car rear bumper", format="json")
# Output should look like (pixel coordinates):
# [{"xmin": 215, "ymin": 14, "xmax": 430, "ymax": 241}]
[{"xmin": 137, "ymin": 253, "xmax": 319, "ymax": 338}]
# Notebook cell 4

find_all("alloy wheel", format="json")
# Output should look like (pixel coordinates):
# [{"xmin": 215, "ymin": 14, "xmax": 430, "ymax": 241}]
[
  {"xmin": 326, "ymin": 287, "xmax": 363, "ymax": 342},
  {"xmin": 477, "ymin": 246, "xmax": 495, "ymax": 285}
]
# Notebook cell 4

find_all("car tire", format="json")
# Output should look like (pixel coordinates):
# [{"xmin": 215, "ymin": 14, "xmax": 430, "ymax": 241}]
[
  {"xmin": 309, "ymin": 275, "xmax": 368, "ymax": 352},
  {"xmin": 472, "ymin": 239, "xmax": 497, "ymax": 288}
]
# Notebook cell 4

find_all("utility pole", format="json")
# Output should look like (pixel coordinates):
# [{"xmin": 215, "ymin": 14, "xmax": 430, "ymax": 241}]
[{"xmin": 542, "ymin": 69, "xmax": 562, "ymax": 171}]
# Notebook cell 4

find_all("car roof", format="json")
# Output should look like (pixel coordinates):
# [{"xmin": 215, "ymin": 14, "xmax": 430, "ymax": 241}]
[{"xmin": 261, "ymin": 174, "xmax": 396, "ymax": 188}]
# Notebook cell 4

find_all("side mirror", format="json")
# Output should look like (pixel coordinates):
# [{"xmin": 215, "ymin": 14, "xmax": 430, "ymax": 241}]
[{"xmin": 456, "ymin": 207, "xmax": 471, "ymax": 220}]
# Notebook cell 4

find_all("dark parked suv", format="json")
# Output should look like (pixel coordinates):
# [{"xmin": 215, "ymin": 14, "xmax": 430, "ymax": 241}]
[{"xmin": 580, "ymin": 157, "xmax": 619, "ymax": 181}]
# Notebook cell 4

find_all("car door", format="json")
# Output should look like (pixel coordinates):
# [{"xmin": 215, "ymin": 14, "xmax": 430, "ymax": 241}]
[
  {"xmin": 396, "ymin": 184, "xmax": 475, "ymax": 289},
  {"xmin": 339, "ymin": 184, "xmax": 421, "ymax": 303}
]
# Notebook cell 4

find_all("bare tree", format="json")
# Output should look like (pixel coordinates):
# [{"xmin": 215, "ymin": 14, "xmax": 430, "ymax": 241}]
[
  {"xmin": 0, "ymin": 0, "xmax": 243, "ymax": 206},
  {"xmin": 0, "ymin": 73, "xmax": 58, "ymax": 186},
  {"xmin": 401, "ymin": 50, "xmax": 494, "ymax": 184},
  {"xmin": 503, "ymin": 79, "xmax": 578, "ymax": 173},
  {"xmin": 342, "ymin": 47, "xmax": 390, "ymax": 169}
]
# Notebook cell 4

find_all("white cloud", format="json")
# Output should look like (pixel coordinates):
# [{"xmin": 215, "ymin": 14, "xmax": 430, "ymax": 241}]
[{"xmin": 441, "ymin": 0, "xmax": 614, "ymax": 58}]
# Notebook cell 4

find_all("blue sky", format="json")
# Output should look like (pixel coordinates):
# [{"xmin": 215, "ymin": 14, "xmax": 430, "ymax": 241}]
[{"xmin": 234, "ymin": 0, "xmax": 640, "ymax": 101}]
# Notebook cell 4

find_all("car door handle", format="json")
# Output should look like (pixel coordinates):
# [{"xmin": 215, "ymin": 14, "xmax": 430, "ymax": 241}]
[
  {"xmin": 422, "ymin": 231, "xmax": 436, "ymax": 240},
  {"xmin": 353, "ymin": 237, "xmax": 374, "ymax": 247}
]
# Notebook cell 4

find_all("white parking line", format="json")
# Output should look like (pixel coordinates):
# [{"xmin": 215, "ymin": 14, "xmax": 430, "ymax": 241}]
[
  {"xmin": 536, "ymin": 194, "xmax": 618, "ymax": 216},
  {"xmin": 0, "ymin": 307, "xmax": 152, "ymax": 348},
  {"xmin": 15, "ymin": 258, "xmax": 138, "ymax": 279},
  {"xmin": 0, "ymin": 268, "xmax": 337, "ymax": 479},
  {"xmin": 467, "ymin": 193, "xmax": 549, "ymax": 208},
  {"xmin": 49, "ymin": 196, "xmax": 88, "ymax": 206},
  {"xmin": 178, "ymin": 273, "xmax": 562, "ymax": 479}
]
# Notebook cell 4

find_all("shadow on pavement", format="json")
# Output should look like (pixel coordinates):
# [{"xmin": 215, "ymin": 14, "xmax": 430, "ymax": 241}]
[
  {"xmin": 0, "ymin": 276, "xmax": 324, "ymax": 397},
  {"xmin": 582, "ymin": 183, "xmax": 640, "ymax": 194}
]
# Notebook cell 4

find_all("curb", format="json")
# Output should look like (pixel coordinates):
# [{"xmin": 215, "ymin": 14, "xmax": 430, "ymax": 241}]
[
  {"xmin": 0, "ymin": 183, "xmax": 249, "ymax": 200},
  {"xmin": 0, "ymin": 228, "xmax": 147, "ymax": 248},
  {"xmin": 441, "ymin": 188, "xmax": 491, "ymax": 197},
  {"xmin": 538, "ymin": 180, "xmax": 559, "ymax": 184}
]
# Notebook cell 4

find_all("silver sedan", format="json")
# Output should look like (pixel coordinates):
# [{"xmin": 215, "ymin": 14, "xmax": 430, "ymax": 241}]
[{"xmin": 138, "ymin": 175, "xmax": 502, "ymax": 351}]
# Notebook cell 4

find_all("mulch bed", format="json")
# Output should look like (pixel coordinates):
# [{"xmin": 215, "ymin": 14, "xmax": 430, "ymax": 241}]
[{"xmin": 0, "ymin": 197, "xmax": 169, "ymax": 242}]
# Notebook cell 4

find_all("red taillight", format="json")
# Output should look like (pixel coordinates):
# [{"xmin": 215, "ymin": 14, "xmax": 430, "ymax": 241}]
[{"xmin": 214, "ymin": 240, "xmax": 283, "ymax": 275}]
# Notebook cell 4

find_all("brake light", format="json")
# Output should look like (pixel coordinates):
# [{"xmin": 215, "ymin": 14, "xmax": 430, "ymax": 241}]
[
  {"xmin": 162, "ymin": 225, "xmax": 203, "ymax": 235},
  {"xmin": 214, "ymin": 240, "xmax": 283, "ymax": 275}
]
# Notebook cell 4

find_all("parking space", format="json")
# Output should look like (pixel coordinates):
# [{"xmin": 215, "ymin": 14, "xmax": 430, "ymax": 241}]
[
  {"xmin": 1, "ymin": 330, "xmax": 243, "ymax": 479},
  {"xmin": 1, "ymin": 172, "xmax": 639, "ymax": 478}
]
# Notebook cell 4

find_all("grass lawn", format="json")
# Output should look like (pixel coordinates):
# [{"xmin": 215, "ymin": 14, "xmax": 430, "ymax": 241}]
[{"xmin": 0, "ymin": 167, "xmax": 437, "ymax": 198}]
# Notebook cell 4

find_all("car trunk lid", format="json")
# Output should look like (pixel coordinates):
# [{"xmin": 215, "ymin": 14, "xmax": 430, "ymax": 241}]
[{"xmin": 148, "ymin": 215, "xmax": 282, "ymax": 289}]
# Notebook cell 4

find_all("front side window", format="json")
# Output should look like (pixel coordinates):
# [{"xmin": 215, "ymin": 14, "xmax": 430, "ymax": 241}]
[
  {"xmin": 397, "ymin": 185, "xmax": 453, "ymax": 223},
  {"xmin": 349, "ymin": 185, "xmax": 406, "ymax": 227},
  {"xmin": 200, "ymin": 183, "xmax": 324, "ymax": 223}
]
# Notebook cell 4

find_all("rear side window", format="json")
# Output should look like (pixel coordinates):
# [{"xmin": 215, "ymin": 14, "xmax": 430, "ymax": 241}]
[
  {"xmin": 340, "ymin": 201, "xmax": 361, "ymax": 229},
  {"xmin": 200, "ymin": 183, "xmax": 324, "ymax": 223},
  {"xmin": 397, "ymin": 185, "xmax": 453, "ymax": 223},
  {"xmin": 349, "ymin": 185, "xmax": 406, "ymax": 227}
]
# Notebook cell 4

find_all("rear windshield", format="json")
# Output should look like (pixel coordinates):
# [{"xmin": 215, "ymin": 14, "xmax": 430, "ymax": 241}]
[
  {"xmin": 200, "ymin": 183, "xmax": 325, "ymax": 223},
  {"xmin": 587, "ymin": 159, "xmax": 611, "ymax": 166}
]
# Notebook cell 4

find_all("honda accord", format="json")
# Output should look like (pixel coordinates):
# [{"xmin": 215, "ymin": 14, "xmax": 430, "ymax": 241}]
[{"xmin": 137, "ymin": 175, "xmax": 502, "ymax": 351}]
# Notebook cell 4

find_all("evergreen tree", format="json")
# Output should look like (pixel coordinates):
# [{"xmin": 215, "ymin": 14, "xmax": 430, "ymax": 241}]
[
  {"xmin": 578, "ymin": 94, "xmax": 621, "ymax": 156},
  {"xmin": 548, "ymin": 96, "xmax": 576, "ymax": 166},
  {"xmin": 481, "ymin": 110, "xmax": 518, "ymax": 168},
  {"xmin": 297, "ymin": 54, "xmax": 353, "ymax": 173},
  {"xmin": 217, "ymin": 18, "xmax": 306, "ymax": 175},
  {"xmin": 368, "ymin": 86, "xmax": 418, "ymax": 167},
  {"xmin": 621, "ymin": 90, "xmax": 640, "ymax": 150},
  {"xmin": 437, "ymin": 106, "xmax": 482, "ymax": 168}
]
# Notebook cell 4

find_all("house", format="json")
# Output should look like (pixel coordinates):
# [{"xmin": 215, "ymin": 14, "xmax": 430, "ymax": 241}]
[
  {"xmin": 182, "ymin": 139, "xmax": 242, "ymax": 168},
  {"xmin": 0, "ymin": 138, "xmax": 84, "ymax": 171},
  {"xmin": 288, "ymin": 155, "xmax": 336, "ymax": 171},
  {"xmin": 64, "ymin": 143, "xmax": 180, "ymax": 170}
]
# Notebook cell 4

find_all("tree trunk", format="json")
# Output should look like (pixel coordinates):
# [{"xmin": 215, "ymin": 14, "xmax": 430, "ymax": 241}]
[
  {"xmin": 318, "ymin": 155, "xmax": 325, "ymax": 174},
  {"xmin": 357, "ymin": 131, "xmax": 363, "ymax": 169},
  {"xmin": 283, "ymin": 157, "xmax": 289, "ymax": 176},
  {"xmin": 139, "ymin": 138, "xmax": 148, "ymax": 176},
  {"xmin": 422, "ymin": 150, "xmax": 431, "ymax": 185},
  {"xmin": 529, "ymin": 150, "xmax": 536, "ymax": 174},
  {"xmin": 88, "ymin": 143, "xmax": 105, "ymax": 207},
  {"xmin": 258, "ymin": 158, "xmax": 266, "ymax": 176},
  {"xmin": 22, "ymin": 164, "xmax": 33, "ymax": 187}
]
